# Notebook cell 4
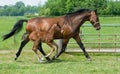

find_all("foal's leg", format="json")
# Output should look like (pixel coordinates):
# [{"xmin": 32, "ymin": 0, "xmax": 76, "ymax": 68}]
[
  {"xmin": 32, "ymin": 41, "xmax": 43, "ymax": 63},
  {"xmin": 37, "ymin": 42, "xmax": 51, "ymax": 61},
  {"xmin": 73, "ymin": 34, "xmax": 91, "ymax": 61},
  {"xmin": 45, "ymin": 41, "xmax": 58, "ymax": 58},
  {"xmin": 15, "ymin": 33, "xmax": 29, "ymax": 60},
  {"xmin": 52, "ymin": 39, "xmax": 69, "ymax": 60}
]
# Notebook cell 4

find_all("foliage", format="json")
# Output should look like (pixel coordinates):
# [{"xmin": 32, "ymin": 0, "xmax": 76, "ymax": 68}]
[
  {"xmin": 0, "ymin": 1, "xmax": 38, "ymax": 16},
  {"xmin": 0, "ymin": 0, "xmax": 120, "ymax": 16},
  {"xmin": 39, "ymin": 0, "xmax": 120, "ymax": 16},
  {"xmin": 39, "ymin": 0, "xmax": 67, "ymax": 16}
]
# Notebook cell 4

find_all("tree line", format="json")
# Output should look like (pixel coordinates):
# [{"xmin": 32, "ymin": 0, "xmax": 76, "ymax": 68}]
[
  {"xmin": 39, "ymin": 0, "xmax": 120, "ymax": 16},
  {"xmin": 0, "ymin": 1, "xmax": 38, "ymax": 16},
  {"xmin": 0, "ymin": 0, "xmax": 120, "ymax": 16}
]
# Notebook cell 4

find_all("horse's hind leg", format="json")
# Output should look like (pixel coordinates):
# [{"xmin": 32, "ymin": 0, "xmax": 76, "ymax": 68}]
[
  {"xmin": 15, "ymin": 33, "xmax": 29, "ymax": 60},
  {"xmin": 37, "ymin": 42, "xmax": 51, "ymax": 61}
]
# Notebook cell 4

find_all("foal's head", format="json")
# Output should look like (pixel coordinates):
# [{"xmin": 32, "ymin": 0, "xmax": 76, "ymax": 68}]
[{"xmin": 89, "ymin": 9, "xmax": 101, "ymax": 30}]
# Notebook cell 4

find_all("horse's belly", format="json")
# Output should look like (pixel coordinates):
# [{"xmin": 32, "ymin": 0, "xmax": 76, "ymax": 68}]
[
  {"xmin": 54, "ymin": 33, "xmax": 63, "ymax": 39},
  {"xmin": 54, "ymin": 33, "xmax": 71, "ymax": 39}
]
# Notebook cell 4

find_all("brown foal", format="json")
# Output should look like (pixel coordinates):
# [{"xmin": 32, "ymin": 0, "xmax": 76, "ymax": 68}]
[{"xmin": 29, "ymin": 24, "xmax": 60, "ymax": 62}]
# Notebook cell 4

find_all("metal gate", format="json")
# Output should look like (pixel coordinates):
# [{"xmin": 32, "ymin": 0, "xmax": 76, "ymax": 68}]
[{"xmin": 66, "ymin": 24, "xmax": 120, "ymax": 52}]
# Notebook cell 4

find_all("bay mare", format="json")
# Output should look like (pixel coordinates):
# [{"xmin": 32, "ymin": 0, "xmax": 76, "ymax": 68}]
[{"xmin": 3, "ymin": 9, "xmax": 101, "ymax": 62}]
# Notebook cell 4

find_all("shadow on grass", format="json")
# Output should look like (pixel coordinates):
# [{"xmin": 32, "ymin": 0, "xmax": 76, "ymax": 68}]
[
  {"xmin": 14, "ymin": 52, "xmax": 120, "ymax": 64},
  {"xmin": 65, "ymin": 52, "xmax": 120, "ymax": 56}
]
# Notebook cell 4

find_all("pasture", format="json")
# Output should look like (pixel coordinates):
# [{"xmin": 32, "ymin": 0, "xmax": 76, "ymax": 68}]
[
  {"xmin": 0, "ymin": 51, "xmax": 120, "ymax": 74},
  {"xmin": 0, "ymin": 16, "xmax": 120, "ymax": 74}
]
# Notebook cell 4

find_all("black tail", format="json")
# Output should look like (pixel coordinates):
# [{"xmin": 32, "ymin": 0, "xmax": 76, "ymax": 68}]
[{"xmin": 3, "ymin": 19, "xmax": 28, "ymax": 40}]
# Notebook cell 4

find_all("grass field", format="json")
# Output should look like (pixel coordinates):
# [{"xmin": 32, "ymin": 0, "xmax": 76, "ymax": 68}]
[
  {"xmin": 0, "ymin": 50, "xmax": 120, "ymax": 74},
  {"xmin": 0, "ymin": 16, "xmax": 120, "ymax": 74}
]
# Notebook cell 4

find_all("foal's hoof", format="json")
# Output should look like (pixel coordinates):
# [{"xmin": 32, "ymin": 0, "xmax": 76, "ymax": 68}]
[
  {"xmin": 38, "ymin": 57, "xmax": 49, "ymax": 63},
  {"xmin": 39, "ymin": 60, "xmax": 51, "ymax": 64},
  {"xmin": 39, "ymin": 60, "xmax": 46, "ymax": 63},
  {"xmin": 41, "ymin": 57, "xmax": 45, "ymax": 61}
]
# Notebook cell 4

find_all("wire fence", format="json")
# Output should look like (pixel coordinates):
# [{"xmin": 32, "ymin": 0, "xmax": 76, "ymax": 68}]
[{"xmin": 66, "ymin": 24, "xmax": 120, "ymax": 52}]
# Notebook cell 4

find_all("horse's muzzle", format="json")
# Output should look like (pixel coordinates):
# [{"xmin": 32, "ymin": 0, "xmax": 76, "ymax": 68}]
[{"xmin": 96, "ymin": 26, "xmax": 101, "ymax": 30}]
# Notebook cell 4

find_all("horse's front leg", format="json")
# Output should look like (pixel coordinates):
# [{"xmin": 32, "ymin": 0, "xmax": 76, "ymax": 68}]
[
  {"xmin": 73, "ymin": 34, "xmax": 91, "ymax": 61},
  {"xmin": 52, "ymin": 39, "xmax": 69, "ymax": 60}
]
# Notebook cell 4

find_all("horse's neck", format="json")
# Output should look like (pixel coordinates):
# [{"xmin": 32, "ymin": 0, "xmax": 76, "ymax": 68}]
[
  {"xmin": 68, "ymin": 13, "xmax": 89, "ymax": 33},
  {"xmin": 73, "ymin": 13, "xmax": 88, "ymax": 24}
]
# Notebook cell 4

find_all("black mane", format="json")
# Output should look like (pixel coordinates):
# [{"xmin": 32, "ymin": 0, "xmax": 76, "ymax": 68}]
[
  {"xmin": 64, "ymin": 9, "xmax": 91, "ymax": 25},
  {"xmin": 66, "ymin": 9, "xmax": 91, "ymax": 15}
]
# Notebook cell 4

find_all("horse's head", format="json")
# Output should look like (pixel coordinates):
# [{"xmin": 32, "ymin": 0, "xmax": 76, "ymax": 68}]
[{"xmin": 89, "ymin": 9, "xmax": 101, "ymax": 30}]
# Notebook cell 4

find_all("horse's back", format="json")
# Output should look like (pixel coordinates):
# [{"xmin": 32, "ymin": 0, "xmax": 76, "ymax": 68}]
[
  {"xmin": 26, "ymin": 16, "xmax": 64, "ymax": 33},
  {"xmin": 26, "ymin": 16, "xmax": 67, "ymax": 39}
]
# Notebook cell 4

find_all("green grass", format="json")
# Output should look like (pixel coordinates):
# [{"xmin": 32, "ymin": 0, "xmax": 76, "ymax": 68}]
[
  {"xmin": 0, "ymin": 50, "xmax": 120, "ymax": 74},
  {"xmin": 100, "ymin": 17, "xmax": 120, "ymax": 24}
]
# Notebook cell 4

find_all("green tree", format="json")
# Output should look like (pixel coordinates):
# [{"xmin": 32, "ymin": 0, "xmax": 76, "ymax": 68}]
[
  {"xmin": 15, "ymin": 1, "xmax": 25, "ymax": 8},
  {"xmin": 15, "ymin": 1, "xmax": 25, "ymax": 15},
  {"xmin": 39, "ymin": 0, "xmax": 66, "ymax": 16}
]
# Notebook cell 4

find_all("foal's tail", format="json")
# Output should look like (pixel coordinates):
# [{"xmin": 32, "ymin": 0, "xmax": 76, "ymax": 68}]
[{"xmin": 3, "ymin": 20, "xmax": 28, "ymax": 40}]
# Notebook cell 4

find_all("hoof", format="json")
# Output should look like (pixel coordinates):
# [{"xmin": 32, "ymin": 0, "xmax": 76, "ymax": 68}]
[
  {"xmin": 42, "ymin": 56, "xmax": 51, "ymax": 61},
  {"xmin": 41, "ymin": 57, "xmax": 45, "ymax": 61},
  {"xmin": 39, "ymin": 60, "xmax": 51, "ymax": 64},
  {"xmin": 52, "ymin": 56, "xmax": 57, "ymax": 60},
  {"xmin": 14, "ymin": 58, "xmax": 17, "ymax": 60},
  {"xmin": 87, "ymin": 57, "xmax": 92, "ymax": 61},
  {"xmin": 39, "ymin": 60, "xmax": 46, "ymax": 63},
  {"xmin": 14, "ymin": 56, "xmax": 18, "ymax": 60},
  {"xmin": 46, "ymin": 57, "xmax": 51, "ymax": 61},
  {"xmin": 39, "ymin": 57, "xmax": 52, "ymax": 64},
  {"xmin": 39, "ymin": 57, "xmax": 48, "ymax": 63}
]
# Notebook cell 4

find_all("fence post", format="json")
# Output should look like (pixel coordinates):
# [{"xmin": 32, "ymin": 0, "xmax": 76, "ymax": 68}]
[
  {"xmin": 114, "ymin": 34, "xmax": 117, "ymax": 52},
  {"xmin": 99, "ymin": 30, "xmax": 101, "ymax": 52}
]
